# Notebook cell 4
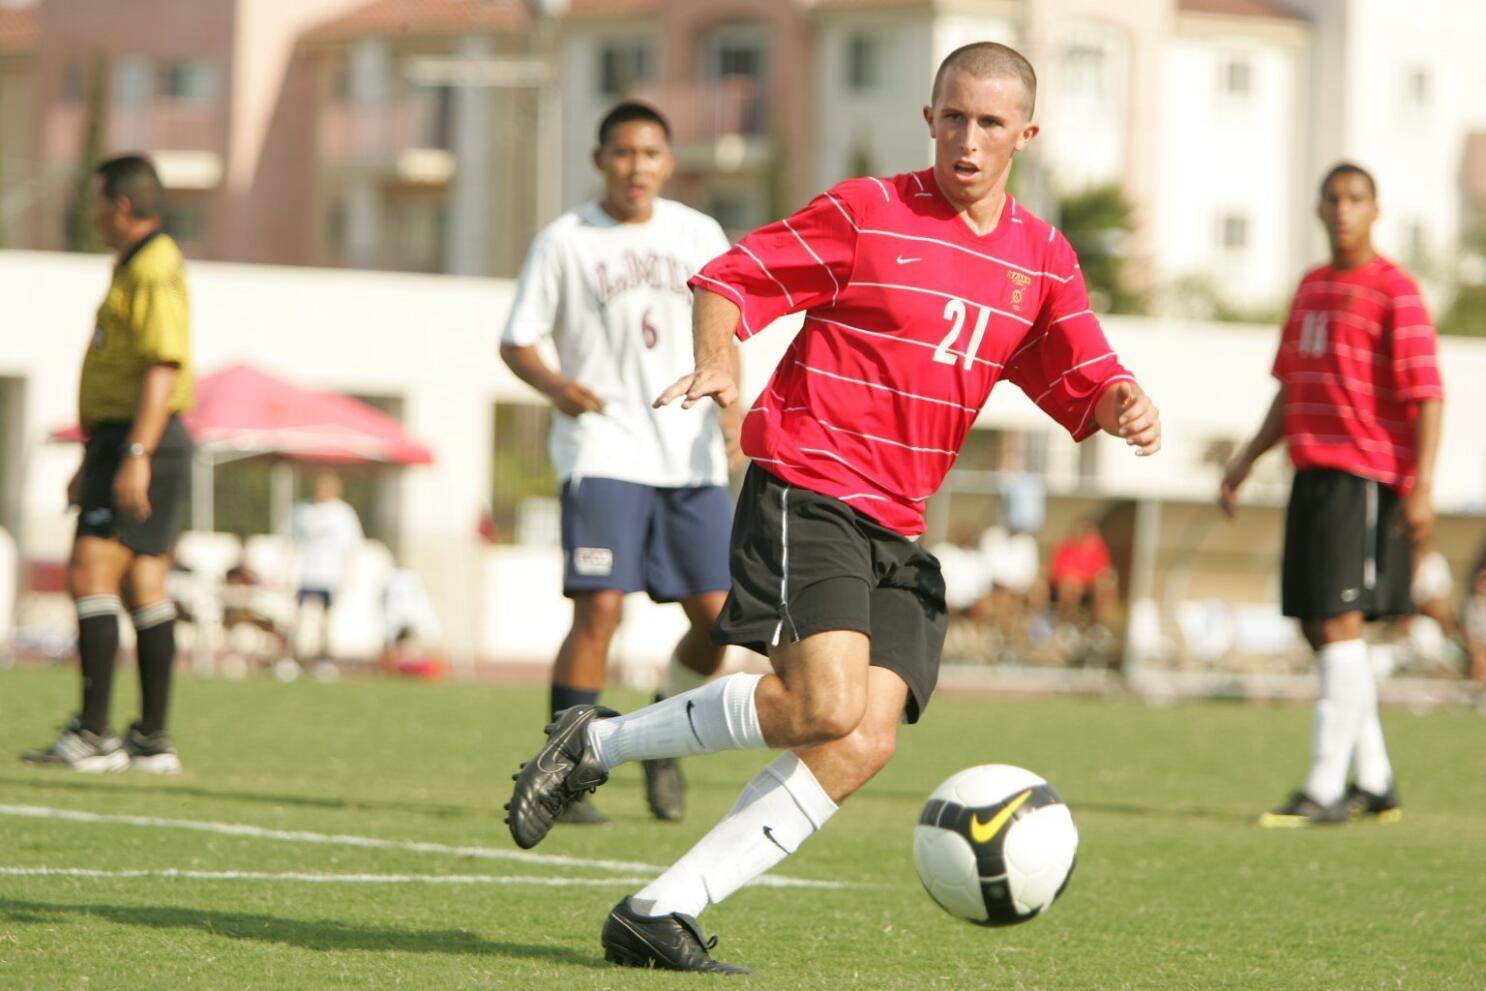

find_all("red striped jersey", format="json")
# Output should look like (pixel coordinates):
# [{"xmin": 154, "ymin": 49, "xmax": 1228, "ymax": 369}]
[
  {"xmin": 690, "ymin": 169, "xmax": 1133, "ymax": 536},
  {"xmin": 1272, "ymin": 256, "xmax": 1443, "ymax": 489}
]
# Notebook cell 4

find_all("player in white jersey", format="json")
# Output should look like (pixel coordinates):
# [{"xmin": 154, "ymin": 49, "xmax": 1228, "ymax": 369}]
[{"xmin": 500, "ymin": 102, "xmax": 738, "ymax": 826}]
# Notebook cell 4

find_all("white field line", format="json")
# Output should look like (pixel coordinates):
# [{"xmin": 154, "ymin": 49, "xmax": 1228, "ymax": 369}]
[
  {"xmin": 0, "ymin": 866, "xmax": 653, "ymax": 887},
  {"xmin": 0, "ymin": 804, "xmax": 850, "ymax": 890}
]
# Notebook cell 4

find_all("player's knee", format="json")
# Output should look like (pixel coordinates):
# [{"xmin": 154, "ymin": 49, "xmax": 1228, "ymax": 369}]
[
  {"xmin": 796, "ymin": 696, "xmax": 866, "ymax": 743},
  {"xmin": 572, "ymin": 594, "xmax": 623, "ymax": 639}
]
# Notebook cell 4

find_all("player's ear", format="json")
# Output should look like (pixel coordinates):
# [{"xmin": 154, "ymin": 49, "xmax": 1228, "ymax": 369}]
[
  {"xmin": 591, "ymin": 145, "xmax": 604, "ymax": 171},
  {"xmin": 1014, "ymin": 123, "xmax": 1040, "ymax": 152},
  {"xmin": 922, "ymin": 104, "xmax": 934, "ymax": 134}
]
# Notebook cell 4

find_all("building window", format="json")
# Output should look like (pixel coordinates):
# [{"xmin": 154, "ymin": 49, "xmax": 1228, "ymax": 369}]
[
  {"xmin": 1217, "ymin": 211, "xmax": 1249, "ymax": 252},
  {"xmin": 598, "ymin": 41, "xmax": 652, "ymax": 97},
  {"xmin": 1404, "ymin": 66, "xmax": 1430, "ymax": 109},
  {"xmin": 163, "ymin": 204, "xmax": 203, "ymax": 245},
  {"xmin": 163, "ymin": 59, "xmax": 219, "ymax": 104},
  {"xmin": 1063, "ymin": 42, "xmax": 1109, "ymax": 100},
  {"xmin": 845, "ymin": 32, "xmax": 879, "ymax": 92},
  {"xmin": 1405, "ymin": 219, "xmax": 1428, "ymax": 267},
  {"xmin": 63, "ymin": 60, "xmax": 87, "ymax": 102},
  {"xmin": 1218, "ymin": 56, "xmax": 1252, "ymax": 97}
]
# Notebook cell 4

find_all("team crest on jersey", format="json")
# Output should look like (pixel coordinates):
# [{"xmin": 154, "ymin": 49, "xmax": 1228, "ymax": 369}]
[
  {"xmin": 573, "ymin": 547, "xmax": 614, "ymax": 576},
  {"xmin": 1007, "ymin": 271, "xmax": 1032, "ymax": 311}
]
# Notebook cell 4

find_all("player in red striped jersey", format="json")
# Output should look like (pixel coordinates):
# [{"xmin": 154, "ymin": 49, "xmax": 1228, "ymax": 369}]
[
  {"xmin": 1221, "ymin": 163, "xmax": 1444, "ymax": 827},
  {"xmin": 506, "ymin": 41, "xmax": 1161, "ymax": 972}
]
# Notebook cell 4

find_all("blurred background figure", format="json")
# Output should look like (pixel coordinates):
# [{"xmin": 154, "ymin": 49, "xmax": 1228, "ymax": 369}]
[
  {"xmin": 289, "ymin": 470, "xmax": 363, "ymax": 668},
  {"xmin": 1465, "ymin": 561, "xmax": 1486, "ymax": 688},
  {"xmin": 1047, "ymin": 518, "xmax": 1116, "ymax": 628}
]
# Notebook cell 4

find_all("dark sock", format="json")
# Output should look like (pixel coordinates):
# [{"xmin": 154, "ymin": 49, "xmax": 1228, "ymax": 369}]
[
  {"xmin": 132, "ymin": 600, "xmax": 178, "ymax": 736},
  {"xmin": 76, "ymin": 595, "xmax": 122, "ymax": 735},
  {"xmin": 550, "ymin": 683, "xmax": 600, "ymax": 723}
]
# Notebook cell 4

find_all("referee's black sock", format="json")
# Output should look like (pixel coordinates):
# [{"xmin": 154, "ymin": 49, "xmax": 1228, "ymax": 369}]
[
  {"xmin": 76, "ymin": 595, "xmax": 122, "ymax": 736},
  {"xmin": 132, "ymin": 600, "xmax": 178, "ymax": 737},
  {"xmin": 550, "ymin": 683, "xmax": 600, "ymax": 723}
]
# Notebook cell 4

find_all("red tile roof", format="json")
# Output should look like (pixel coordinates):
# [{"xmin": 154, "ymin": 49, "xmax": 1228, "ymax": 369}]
[
  {"xmin": 0, "ymin": 4, "xmax": 38, "ymax": 55},
  {"xmin": 305, "ymin": 0, "xmax": 656, "ymax": 40},
  {"xmin": 1178, "ymin": 0, "xmax": 1302, "ymax": 20}
]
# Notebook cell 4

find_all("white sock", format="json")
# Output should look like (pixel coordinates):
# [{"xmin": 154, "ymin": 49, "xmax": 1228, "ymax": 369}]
[
  {"xmin": 632, "ymin": 752, "xmax": 838, "ymax": 918},
  {"xmin": 661, "ymin": 650, "xmax": 712, "ymax": 699},
  {"xmin": 1353, "ymin": 645, "xmax": 1394, "ymax": 794},
  {"xmin": 1304, "ymin": 639, "xmax": 1370, "ymax": 805},
  {"xmin": 588, "ymin": 672, "xmax": 765, "ymax": 773}
]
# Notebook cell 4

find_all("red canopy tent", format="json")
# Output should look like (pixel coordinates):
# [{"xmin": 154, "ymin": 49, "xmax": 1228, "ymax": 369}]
[
  {"xmin": 53, "ymin": 363, "xmax": 435, "ymax": 465},
  {"xmin": 52, "ymin": 362, "xmax": 435, "ymax": 532}
]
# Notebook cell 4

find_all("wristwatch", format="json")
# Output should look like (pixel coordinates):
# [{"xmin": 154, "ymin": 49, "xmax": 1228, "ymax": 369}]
[{"xmin": 125, "ymin": 441, "xmax": 150, "ymax": 459}]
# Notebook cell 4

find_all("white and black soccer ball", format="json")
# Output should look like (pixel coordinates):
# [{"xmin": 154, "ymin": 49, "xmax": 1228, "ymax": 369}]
[{"xmin": 913, "ymin": 764, "xmax": 1078, "ymax": 927}]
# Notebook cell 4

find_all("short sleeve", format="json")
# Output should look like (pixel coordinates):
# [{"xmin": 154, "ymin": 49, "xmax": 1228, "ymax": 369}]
[
  {"xmin": 1386, "ymin": 275, "xmax": 1443, "ymax": 402},
  {"xmin": 501, "ymin": 227, "xmax": 563, "ymax": 348},
  {"xmin": 1003, "ymin": 232, "xmax": 1133, "ymax": 440},
  {"xmin": 1271, "ymin": 286, "xmax": 1304, "ymax": 384},
  {"xmin": 130, "ymin": 277, "xmax": 190, "ymax": 365},
  {"xmin": 688, "ymin": 182, "xmax": 861, "ymax": 340}
]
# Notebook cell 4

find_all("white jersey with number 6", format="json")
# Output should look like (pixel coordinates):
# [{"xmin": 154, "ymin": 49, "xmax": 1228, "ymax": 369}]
[{"xmin": 502, "ymin": 198, "xmax": 731, "ymax": 487}]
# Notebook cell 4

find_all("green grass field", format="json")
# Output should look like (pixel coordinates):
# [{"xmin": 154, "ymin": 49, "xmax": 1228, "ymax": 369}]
[{"xmin": 1, "ymin": 664, "xmax": 1483, "ymax": 990}]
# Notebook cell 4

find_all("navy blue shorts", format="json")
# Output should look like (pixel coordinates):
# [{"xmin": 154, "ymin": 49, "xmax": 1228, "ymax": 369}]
[{"xmin": 560, "ymin": 477, "xmax": 732, "ymax": 601}]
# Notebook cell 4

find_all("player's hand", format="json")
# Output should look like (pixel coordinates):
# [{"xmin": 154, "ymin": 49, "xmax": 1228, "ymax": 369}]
[
  {"xmin": 65, "ymin": 465, "xmax": 84, "ymax": 507},
  {"xmin": 547, "ymin": 379, "xmax": 606, "ymax": 417},
  {"xmin": 114, "ymin": 456, "xmax": 152, "ymax": 521},
  {"xmin": 1402, "ymin": 482, "xmax": 1434, "ymax": 548},
  {"xmin": 1218, "ymin": 457, "xmax": 1252, "ymax": 519},
  {"xmin": 1112, "ymin": 382, "xmax": 1160, "ymax": 456},
  {"xmin": 654, "ymin": 361, "xmax": 738, "ymax": 411}
]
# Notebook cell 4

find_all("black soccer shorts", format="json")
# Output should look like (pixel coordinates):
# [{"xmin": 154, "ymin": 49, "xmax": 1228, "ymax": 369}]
[
  {"xmin": 75, "ymin": 417, "xmax": 193, "ymax": 557},
  {"xmin": 712, "ymin": 464, "xmax": 948, "ymax": 723},
  {"xmin": 1281, "ymin": 467, "xmax": 1413, "ymax": 622}
]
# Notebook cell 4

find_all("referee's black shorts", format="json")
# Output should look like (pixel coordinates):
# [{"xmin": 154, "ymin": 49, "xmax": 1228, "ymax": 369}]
[
  {"xmin": 1282, "ymin": 468, "xmax": 1413, "ymax": 622},
  {"xmin": 712, "ymin": 464, "xmax": 948, "ymax": 723},
  {"xmin": 75, "ymin": 417, "xmax": 193, "ymax": 557}
]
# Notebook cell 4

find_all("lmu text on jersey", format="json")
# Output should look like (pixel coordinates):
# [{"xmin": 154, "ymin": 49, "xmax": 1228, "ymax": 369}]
[{"xmin": 596, "ymin": 251, "xmax": 693, "ymax": 304}]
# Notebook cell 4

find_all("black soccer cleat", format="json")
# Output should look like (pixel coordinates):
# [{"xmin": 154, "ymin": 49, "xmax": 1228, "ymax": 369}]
[
  {"xmin": 504, "ymin": 704, "xmax": 618, "ymax": 849},
  {"xmin": 123, "ymin": 723, "xmax": 183, "ymax": 775},
  {"xmin": 1345, "ymin": 782, "xmax": 1403, "ymax": 824},
  {"xmin": 601, "ymin": 897, "xmax": 751, "ymax": 975},
  {"xmin": 20, "ymin": 717, "xmax": 130, "ymax": 773},
  {"xmin": 642, "ymin": 757, "xmax": 686, "ymax": 821},
  {"xmin": 1257, "ymin": 790, "xmax": 1350, "ymax": 828}
]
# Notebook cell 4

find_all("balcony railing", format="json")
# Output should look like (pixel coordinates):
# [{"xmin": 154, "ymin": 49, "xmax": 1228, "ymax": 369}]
[
  {"xmin": 318, "ymin": 98, "xmax": 453, "ymax": 164},
  {"xmin": 632, "ymin": 75, "xmax": 766, "ymax": 143},
  {"xmin": 44, "ymin": 102, "xmax": 223, "ymax": 160}
]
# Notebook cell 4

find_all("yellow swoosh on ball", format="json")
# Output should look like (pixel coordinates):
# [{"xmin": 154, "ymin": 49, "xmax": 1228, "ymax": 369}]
[{"xmin": 969, "ymin": 789, "xmax": 1033, "ymax": 845}]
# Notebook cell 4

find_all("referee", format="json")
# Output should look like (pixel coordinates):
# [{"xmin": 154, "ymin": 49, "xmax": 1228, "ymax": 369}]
[{"xmin": 23, "ymin": 155, "xmax": 194, "ymax": 774}]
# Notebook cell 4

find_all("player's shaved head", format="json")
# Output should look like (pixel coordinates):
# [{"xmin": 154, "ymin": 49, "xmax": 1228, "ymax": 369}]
[
  {"xmin": 1320, "ymin": 161, "xmax": 1376, "ymax": 201},
  {"xmin": 931, "ymin": 42, "xmax": 1037, "ymax": 119}
]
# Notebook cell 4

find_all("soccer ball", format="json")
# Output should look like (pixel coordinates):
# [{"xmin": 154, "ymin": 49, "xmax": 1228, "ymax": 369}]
[{"xmin": 913, "ymin": 764, "xmax": 1078, "ymax": 926}]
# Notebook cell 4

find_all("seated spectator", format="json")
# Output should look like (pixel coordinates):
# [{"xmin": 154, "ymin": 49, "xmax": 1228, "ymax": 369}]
[
  {"xmin": 1048, "ymin": 518, "xmax": 1116, "ymax": 626},
  {"xmin": 1465, "ymin": 565, "xmax": 1486, "ymax": 686}
]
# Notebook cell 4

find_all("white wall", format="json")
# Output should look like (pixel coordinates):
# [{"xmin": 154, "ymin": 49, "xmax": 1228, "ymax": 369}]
[{"xmin": 4, "ymin": 250, "xmax": 1484, "ymax": 666}]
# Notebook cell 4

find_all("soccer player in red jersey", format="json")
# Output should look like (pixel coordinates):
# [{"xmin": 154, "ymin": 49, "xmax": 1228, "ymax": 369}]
[
  {"xmin": 1221, "ymin": 163, "xmax": 1443, "ymax": 827},
  {"xmin": 506, "ymin": 42, "xmax": 1161, "ymax": 972}
]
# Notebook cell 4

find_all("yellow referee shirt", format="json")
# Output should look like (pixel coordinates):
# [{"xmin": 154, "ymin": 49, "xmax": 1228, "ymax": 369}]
[{"xmin": 79, "ymin": 231, "xmax": 194, "ymax": 432}]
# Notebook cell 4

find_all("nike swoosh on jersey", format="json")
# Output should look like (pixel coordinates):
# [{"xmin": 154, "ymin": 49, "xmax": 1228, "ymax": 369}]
[
  {"xmin": 896, "ymin": 255, "xmax": 921, "ymax": 265},
  {"xmin": 969, "ymin": 789, "xmax": 1033, "ymax": 845}
]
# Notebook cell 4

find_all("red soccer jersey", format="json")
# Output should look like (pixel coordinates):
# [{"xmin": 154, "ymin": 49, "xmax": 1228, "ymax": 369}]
[
  {"xmin": 1272, "ymin": 256, "xmax": 1443, "ymax": 490},
  {"xmin": 691, "ymin": 169, "xmax": 1134, "ymax": 536}
]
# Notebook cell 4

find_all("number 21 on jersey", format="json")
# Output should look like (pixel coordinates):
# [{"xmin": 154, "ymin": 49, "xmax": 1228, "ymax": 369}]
[{"xmin": 934, "ymin": 299, "xmax": 991, "ymax": 371}]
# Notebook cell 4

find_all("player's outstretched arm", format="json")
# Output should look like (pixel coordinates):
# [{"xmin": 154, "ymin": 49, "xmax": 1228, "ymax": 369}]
[
  {"xmin": 499, "ymin": 343, "xmax": 605, "ymax": 417},
  {"xmin": 655, "ymin": 289, "xmax": 741, "ymax": 410},
  {"xmin": 1218, "ymin": 387, "xmax": 1285, "ymax": 517},
  {"xmin": 1094, "ymin": 381, "xmax": 1161, "ymax": 457}
]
